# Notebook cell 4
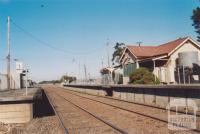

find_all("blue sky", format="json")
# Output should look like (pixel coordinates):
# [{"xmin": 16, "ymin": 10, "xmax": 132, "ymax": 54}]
[{"xmin": 0, "ymin": 0, "xmax": 199, "ymax": 82}]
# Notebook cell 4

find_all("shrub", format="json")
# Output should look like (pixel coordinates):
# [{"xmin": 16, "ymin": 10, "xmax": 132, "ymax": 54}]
[{"xmin": 129, "ymin": 67, "xmax": 160, "ymax": 84}]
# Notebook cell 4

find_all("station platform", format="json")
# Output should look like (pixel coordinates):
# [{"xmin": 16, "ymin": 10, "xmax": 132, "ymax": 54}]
[{"xmin": 0, "ymin": 88, "xmax": 42, "ymax": 124}]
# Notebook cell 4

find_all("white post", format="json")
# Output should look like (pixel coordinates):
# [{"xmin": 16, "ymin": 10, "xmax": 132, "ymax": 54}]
[
  {"xmin": 24, "ymin": 61, "xmax": 28, "ymax": 95},
  {"xmin": 183, "ymin": 65, "xmax": 185, "ymax": 84},
  {"xmin": 136, "ymin": 61, "xmax": 139, "ymax": 69},
  {"xmin": 25, "ymin": 68, "xmax": 28, "ymax": 95},
  {"xmin": 153, "ymin": 60, "xmax": 156, "ymax": 82},
  {"xmin": 178, "ymin": 67, "xmax": 180, "ymax": 84}
]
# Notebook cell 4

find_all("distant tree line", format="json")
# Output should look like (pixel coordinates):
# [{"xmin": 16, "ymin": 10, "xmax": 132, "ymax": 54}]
[
  {"xmin": 38, "ymin": 80, "xmax": 61, "ymax": 84},
  {"xmin": 38, "ymin": 75, "xmax": 76, "ymax": 84}
]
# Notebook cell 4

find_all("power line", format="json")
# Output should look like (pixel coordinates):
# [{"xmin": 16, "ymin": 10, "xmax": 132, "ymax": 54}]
[
  {"xmin": 11, "ymin": 20, "xmax": 71, "ymax": 54},
  {"xmin": 10, "ymin": 20, "xmax": 103, "ymax": 55}
]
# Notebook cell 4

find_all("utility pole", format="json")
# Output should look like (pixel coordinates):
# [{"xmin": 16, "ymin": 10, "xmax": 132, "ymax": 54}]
[
  {"xmin": 78, "ymin": 61, "xmax": 80, "ymax": 79},
  {"xmin": 7, "ymin": 16, "xmax": 11, "ymax": 90},
  {"xmin": 84, "ymin": 64, "xmax": 87, "ymax": 82},
  {"xmin": 101, "ymin": 58, "xmax": 104, "ymax": 68},
  {"xmin": 106, "ymin": 38, "xmax": 110, "ymax": 67}
]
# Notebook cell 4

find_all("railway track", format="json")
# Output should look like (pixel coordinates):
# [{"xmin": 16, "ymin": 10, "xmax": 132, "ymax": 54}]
[
  {"xmin": 62, "ymin": 88, "xmax": 168, "ymax": 123},
  {"xmin": 44, "ymin": 87, "xmax": 125, "ymax": 134},
  {"xmin": 44, "ymin": 89, "xmax": 69, "ymax": 134},
  {"xmin": 61, "ymin": 86, "xmax": 200, "ymax": 133},
  {"xmin": 63, "ymin": 86, "xmax": 200, "ymax": 117},
  {"xmin": 44, "ymin": 86, "xmax": 199, "ymax": 134}
]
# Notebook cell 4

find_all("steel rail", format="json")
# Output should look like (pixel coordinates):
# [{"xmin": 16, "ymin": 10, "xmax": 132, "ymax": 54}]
[
  {"xmin": 61, "ymin": 87, "xmax": 200, "ymax": 133},
  {"xmin": 47, "ymin": 88, "xmax": 128, "ymax": 134},
  {"xmin": 63, "ymin": 86, "xmax": 200, "ymax": 117},
  {"xmin": 43, "ymin": 90, "xmax": 69, "ymax": 134},
  {"xmin": 61, "ymin": 88, "xmax": 167, "ymax": 123}
]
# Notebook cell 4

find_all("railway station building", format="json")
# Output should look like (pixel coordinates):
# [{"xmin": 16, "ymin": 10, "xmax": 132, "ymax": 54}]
[{"xmin": 119, "ymin": 37, "xmax": 200, "ymax": 84}]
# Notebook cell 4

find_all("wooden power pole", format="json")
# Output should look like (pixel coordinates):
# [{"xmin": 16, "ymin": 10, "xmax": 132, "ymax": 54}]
[
  {"xmin": 84, "ymin": 64, "xmax": 87, "ymax": 82},
  {"xmin": 7, "ymin": 16, "xmax": 11, "ymax": 90},
  {"xmin": 106, "ymin": 39, "xmax": 110, "ymax": 67}
]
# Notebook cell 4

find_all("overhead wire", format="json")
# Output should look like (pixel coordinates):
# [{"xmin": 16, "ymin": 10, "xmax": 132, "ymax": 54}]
[
  {"xmin": 7, "ymin": 19, "xmax": 108, "ymax": 79},
  {"xmin": 10, "ymin": 19, "xmax": 104, "ymax": 56}
]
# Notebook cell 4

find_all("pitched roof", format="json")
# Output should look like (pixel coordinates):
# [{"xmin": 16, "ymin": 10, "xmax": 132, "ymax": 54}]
[{"xmin": 127, "ymin": 37, "xmax": 188, "ymax": 59}]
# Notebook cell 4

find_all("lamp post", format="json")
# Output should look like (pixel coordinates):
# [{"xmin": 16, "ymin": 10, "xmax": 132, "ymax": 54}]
[{"xmin": 25, "ymin": 68, "xmax": 28, "ymax": 95}]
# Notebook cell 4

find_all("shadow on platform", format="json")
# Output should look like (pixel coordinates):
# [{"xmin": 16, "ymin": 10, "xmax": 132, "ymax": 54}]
[{"xmin": 33, "ymin": 90, "xmax": 55, "ymax": 118}]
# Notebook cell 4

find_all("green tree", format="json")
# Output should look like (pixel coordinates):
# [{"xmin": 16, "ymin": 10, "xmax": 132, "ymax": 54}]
[
  {"xmin": 61, "ymin": 75, "xmax": 76, "ymax": 83},
  {"xmin": 129, "ymin": 67, "xmax": 160, "ymax": 84},
  {"xmin": 112, "ymin": 42, "xmax": 125, "ymax": 65},
  {"xmin": 192, "ymin": 5, "xmax": 200, "ymax": 42}
]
